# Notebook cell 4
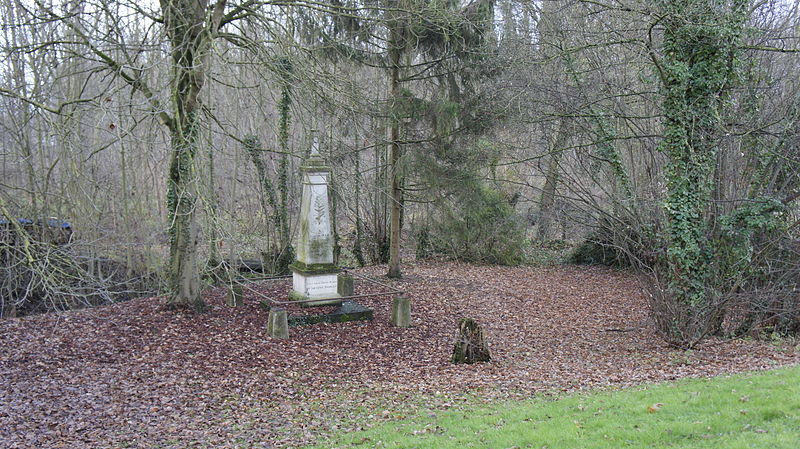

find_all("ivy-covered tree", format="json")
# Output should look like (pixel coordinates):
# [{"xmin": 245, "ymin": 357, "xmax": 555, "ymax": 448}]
[{"xmin": 654, "ymin": 0, "xmax": 748, "ymax": 345}]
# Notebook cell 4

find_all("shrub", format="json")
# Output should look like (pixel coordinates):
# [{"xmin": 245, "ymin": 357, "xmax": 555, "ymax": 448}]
[{"xmin": 426, "ymin": 183, "xmax": 528, "ymax": 265}]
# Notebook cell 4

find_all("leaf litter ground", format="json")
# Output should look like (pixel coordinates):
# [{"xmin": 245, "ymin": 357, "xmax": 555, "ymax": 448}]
[{"xmin": 1, "ymin": 262, "xmax": 797, "ymax": 448}]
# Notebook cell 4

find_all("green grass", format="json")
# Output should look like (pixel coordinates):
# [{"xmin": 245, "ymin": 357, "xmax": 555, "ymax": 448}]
[{"xmin": 306, "ymin": 366, "xmax": 800, "ymax": 449}]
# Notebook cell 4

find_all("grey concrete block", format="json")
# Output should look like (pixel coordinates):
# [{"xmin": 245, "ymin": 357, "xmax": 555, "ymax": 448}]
[
  {"xmin": 391, "ymin": 296, "xmax": 411, "ymax": 328},
  {"xmin": 268, "ymin": 308, "xmax": 289, "ymax": 339},
  {"xmin": 337, "ymin": 273, "xmax": 354, "ymax": 297},
  {"xmin": 226, "ymin": 284, "xmax": 244, "ymax": 307}
]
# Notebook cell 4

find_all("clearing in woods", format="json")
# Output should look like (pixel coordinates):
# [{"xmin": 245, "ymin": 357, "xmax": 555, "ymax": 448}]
[{"xmin": 1, "ymin": 261, "xmax": 798, "ymax": 448}]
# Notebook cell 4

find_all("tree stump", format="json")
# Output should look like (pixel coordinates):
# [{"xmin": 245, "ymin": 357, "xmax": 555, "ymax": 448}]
[{"xmin": 451, "ymin": 318, "xmax": 491, "ymax": 364}]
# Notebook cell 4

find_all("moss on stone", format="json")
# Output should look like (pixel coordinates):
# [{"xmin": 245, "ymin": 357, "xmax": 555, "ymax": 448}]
[
  {"xmin": 289, "ymin": 261, "xmax": 340, "ymax": 274},
  {"xmin": 299, "ymin": 298, "xmax": 343, "ymax": 307},
  {"xmin": 226, "ymin": 284, "xmax": 244, "ymax": 307},
  {"xmin": 300, "ymin": 159, "xmax": 330, "ymax": 172},
  {"xmin": 286, "ymin": 300, "xmax": 373, "ymax": 326},
  {"xmin": 287, "ymin": 290, "xmax": 307, "ymax": 302},
  {"xmin": 338, "ymin": 274, "xmax": 354, "ymax": 296}
]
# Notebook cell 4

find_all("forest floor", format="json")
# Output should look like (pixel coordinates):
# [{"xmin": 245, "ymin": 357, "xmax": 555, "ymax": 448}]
[{"xmin": 1, "ymin": 262, "xmax": 798, "ymax": 449}]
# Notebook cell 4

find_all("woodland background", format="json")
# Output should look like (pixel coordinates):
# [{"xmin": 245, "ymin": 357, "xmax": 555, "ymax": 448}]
[{"xmin": 1, "ymin": 0, "xmax": 799, "ymax": 347}]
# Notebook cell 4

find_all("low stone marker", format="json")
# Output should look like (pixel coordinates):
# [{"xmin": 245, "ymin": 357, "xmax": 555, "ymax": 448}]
[
  {"xmin": 226, "ymin": 284, "xmax": 244, "ymax": 307},
  {"xmin": 451, "ymin": 318, "xmax": 491, "ymax": 364},
  {"xmin": 267, "ymin": 308, "xmax": 289, "ymax": 339},
  {"xmin": 337, "ymin": 273, "xmax": 354, "ymax": 297},
  {"xmin": 391, "ymin": 296, "xmax": 411, "ymax": 328},
  {"xmin": 288, "ymin": 300, "xmax": 372, "ymax": 327}
]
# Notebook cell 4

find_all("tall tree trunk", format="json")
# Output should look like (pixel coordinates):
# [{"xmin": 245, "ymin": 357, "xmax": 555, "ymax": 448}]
[
  {"xmin": 275, "ymin": 85, "xmax": 293, "ymax": 273},
  {"xmin": 276, "ymin": 57, "xmax": 292, "ymax": 254},
  {"xmin": 204, "ymin": 100, "xmax": 222, "ymax": 282},
  {"xmin": 656, "ymin": 0, "xmax": 747, "ymax": 344},
  {"xmin": 387, "ymin": 119, "xmax": 402, "ymax": 277},
  {"xmin": 329, "ymin": 128, "xmax": 342, "ymax": 265},
  {"xmin": 537, "ymin": 118, "xmax": 570, "ymax": 242},
  {"xmin": 373, "ymin": 103, "xmax": 389, "ymax": 264},
  {"xmin": 167, "ymin": 125, "xmax": 203, "ymax": 310},
  {"xmin": 353, "ymin": 141, "xmax": 366, "ymax": 266},
  {"xmin": 386, "ymin": 0, "xmax": 404, "ymax": 278},
  {"xmin": 162, "ymin": 0, "xmax": 225, "ymax": 310},
  {"xmin": 6, "ymin": 4, "xmax": 39, "ymax": 215}
]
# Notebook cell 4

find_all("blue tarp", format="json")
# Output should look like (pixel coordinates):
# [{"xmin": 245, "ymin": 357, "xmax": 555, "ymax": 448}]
[{"xmin": 44, "ymin": 218, "xmax": 72, "ymax": 229}]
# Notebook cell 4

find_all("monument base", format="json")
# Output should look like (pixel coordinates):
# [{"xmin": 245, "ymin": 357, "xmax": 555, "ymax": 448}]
[
  {"xmin": 289, "ymin": 263, "xmax": 342, "ymax": 306},
  {"xmin": 287, "ymin": 301, "xmax": 373, "ymax": 326}
]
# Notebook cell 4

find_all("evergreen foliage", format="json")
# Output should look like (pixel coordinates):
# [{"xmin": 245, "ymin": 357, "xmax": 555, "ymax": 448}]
[
  {"xmin": 426, "ymin": 180, "xmax": 527, "ymax": 266},
  {"xmin": 568, "ymin": 238, "xmax": 624, "ymax": 267}
]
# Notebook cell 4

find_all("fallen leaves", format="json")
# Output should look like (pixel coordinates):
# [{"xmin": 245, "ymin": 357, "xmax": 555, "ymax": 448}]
[{"xmin": 0, "ymin": 261, "xmax": 797, "ymax": 448}]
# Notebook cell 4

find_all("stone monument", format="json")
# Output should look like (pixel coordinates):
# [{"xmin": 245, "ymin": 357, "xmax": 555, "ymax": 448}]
[{"xmin": 289, "ymin": 131, "xmax": 342, "ymax": 306}]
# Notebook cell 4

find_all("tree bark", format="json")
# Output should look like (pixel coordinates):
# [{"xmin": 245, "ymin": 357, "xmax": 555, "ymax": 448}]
[
  {"xmin": 387, "ymin": 123, "xmax": 402, "ymax": 277},
  {"xmin": 277, "ymin": 76, "xmax": 292, "ymax": 251},
  {"xmin": 655, "ymin": 0, "xmax": 747, "ymax": 345},
  {"xmin": 537, "ymin": 118, "xmax": 570, "ymax": 242},
  {"xmin": 451, "ymin": 318, "xmax": 491, "ymax": 364},
  {"xmin": 386, "ymin": 0, "xmax": 404, "ymax": 279},
  {"xmin": 162, "ymin": 0, "xmax": 226, "ymax": 310},
  {"xmin": 353, "ymin": 140, "xmax": 366, "ymax": 266}
]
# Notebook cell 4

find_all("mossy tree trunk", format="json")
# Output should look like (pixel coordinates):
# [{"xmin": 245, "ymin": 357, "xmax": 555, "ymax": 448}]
[
  {"xmin": 655, "ymin": 0, "xmax": 747, "ymax": 344},
  {"xmin": 385, "ymin": 0, "xmax": 406, "ymax": 279},
  {"xmin": 204, "ymin": 112, "xmax": 223, "ymax": 283},
  {"xmin": 163, "ymin": 0, "xmax": 226, "ymax": 311},
  {"xmin": 372, "ymin": 123, "xmax": 390, "ymax": 265},
  {"xmin": 353, "ymin": 144, "xmax": 366, "ymax": 266},
  {"xmin": 276, "ymin": 57, "xmax": 293, "ymax": 261},
  {"xmin": 537, "ymin": 117, "xmax": 570, "ymax": 242},
  {"xmin": 243, "ymin": 136, "xmax": 291, "ymax": 274}
]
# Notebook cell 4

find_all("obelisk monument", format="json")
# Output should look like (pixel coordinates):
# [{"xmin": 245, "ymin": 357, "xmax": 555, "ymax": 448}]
[{"xmin": 289, "ymin": 131, "xmax": 341, "ymax": 305}]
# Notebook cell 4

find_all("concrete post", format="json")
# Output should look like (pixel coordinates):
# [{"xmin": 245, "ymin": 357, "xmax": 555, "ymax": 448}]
[
  {"xmin": 226, "ymin": 284, "xmax": 244, "ymax": 307},
  {"xmin": 268, "ymin": 308, "xmax": 289, "ymax": 339},
  {"xmin": 391, "ymin": 296, "xmax": 411, "ymax": 328},
  {"xmin": 337, "ymin": 273, "xmax": 354, "ymax": 297}
]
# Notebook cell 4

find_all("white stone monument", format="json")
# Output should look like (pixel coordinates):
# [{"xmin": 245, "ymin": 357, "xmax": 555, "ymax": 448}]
[{"xmin": 289, "ymin": 131, "xmax": 342, "ymax": 306}]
